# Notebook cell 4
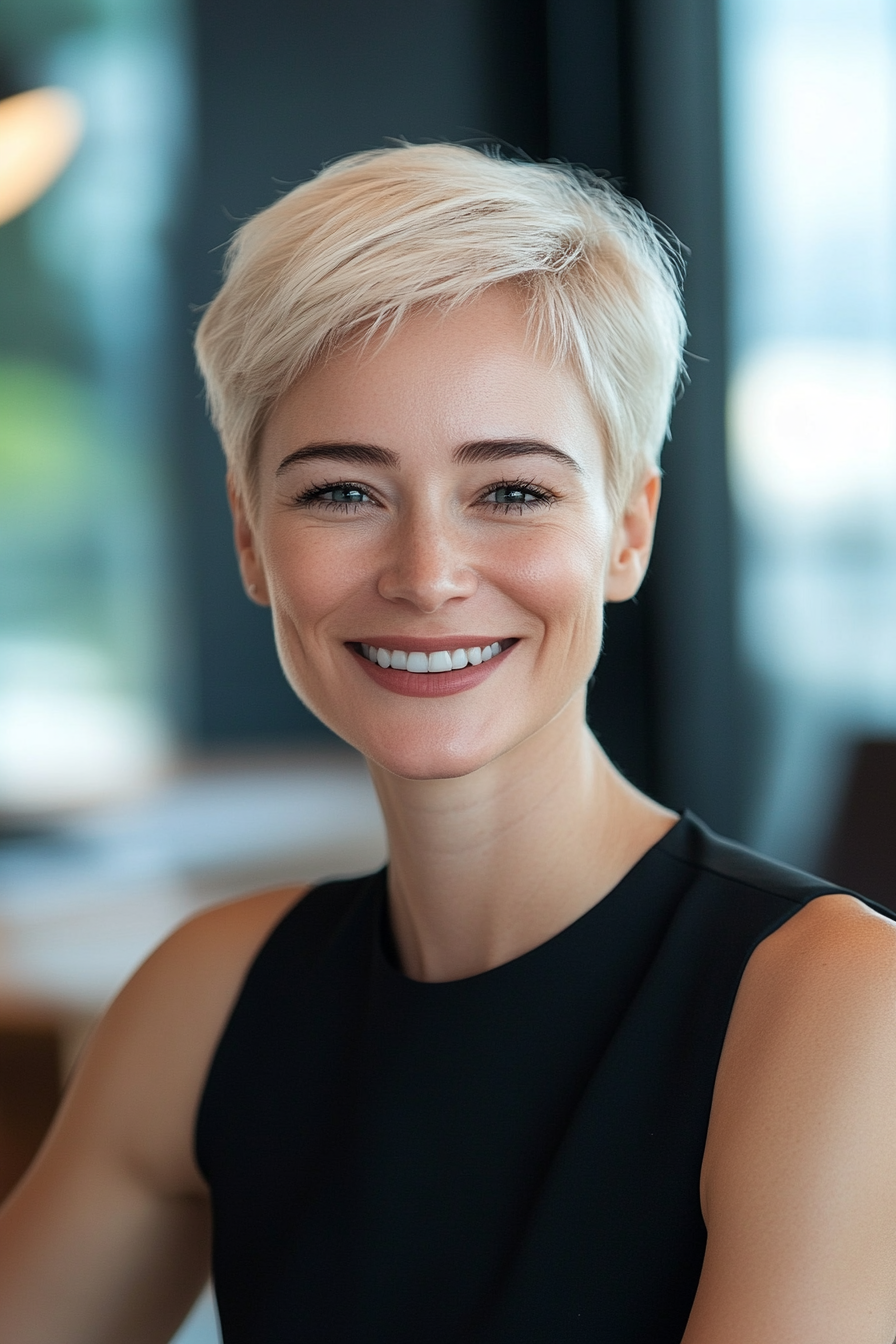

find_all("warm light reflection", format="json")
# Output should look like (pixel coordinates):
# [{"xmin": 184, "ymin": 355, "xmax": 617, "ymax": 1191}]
[{"xmin": 0, "ymin": 87, "xmax": 84, "ymax": 227}]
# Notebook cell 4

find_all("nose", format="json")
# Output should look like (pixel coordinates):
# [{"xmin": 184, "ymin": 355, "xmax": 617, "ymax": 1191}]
[{"xmin": 376, "ymin": 510, "xmax": 479, "ymax": 612}]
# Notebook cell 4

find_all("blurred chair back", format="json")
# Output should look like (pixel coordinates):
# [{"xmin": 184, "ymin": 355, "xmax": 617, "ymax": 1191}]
[{"xmin": 823, "ymin": 740, "xmax": 896, "ymax": 914}]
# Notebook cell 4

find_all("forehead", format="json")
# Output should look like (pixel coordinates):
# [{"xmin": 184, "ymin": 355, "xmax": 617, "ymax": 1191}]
[{"xmin": 260, "ymin": 289, "xmax": 603, "ymax": 470}]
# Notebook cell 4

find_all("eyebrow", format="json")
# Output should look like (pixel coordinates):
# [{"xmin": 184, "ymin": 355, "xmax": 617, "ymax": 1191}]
[
  {"xmin": 275, "ymin": 437, "xmax": 583, "ymax": 476},
  {"xmin": 453, "ymin": 439, "xmax": 583, "ymax": 474},
  {"xmin": 276, "ymin": 443, "xmax": 399, "ymax": 475}
]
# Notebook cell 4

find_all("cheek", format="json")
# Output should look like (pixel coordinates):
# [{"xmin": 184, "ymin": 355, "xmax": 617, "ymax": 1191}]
[
  {"xmin": 263, "ymin": 521, "xmax": 368, "ymax": 621},
  {"xmin": 499, "ymin": 522, "xmax": 608, "ymax": 625}
]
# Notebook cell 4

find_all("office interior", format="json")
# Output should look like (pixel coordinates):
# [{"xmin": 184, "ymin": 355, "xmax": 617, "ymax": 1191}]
[{"xmin": 1, "ymin": 1, "xmax": 894, "ymax": 1338}]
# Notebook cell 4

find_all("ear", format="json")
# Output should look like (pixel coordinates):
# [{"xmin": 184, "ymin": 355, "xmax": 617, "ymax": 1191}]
[
  {"xmin": 227, "ymin": 474, "xmax": 271, "ymax": 606},
  {"xmin": 604, "ymin": 471, "xmax": 661, "ymax": 603}
]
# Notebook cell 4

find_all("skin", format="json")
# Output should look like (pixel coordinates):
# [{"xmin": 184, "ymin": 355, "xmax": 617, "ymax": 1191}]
[{"xmin": 1, "ymin": 288, "xmax": 895, "ymax": 1341}]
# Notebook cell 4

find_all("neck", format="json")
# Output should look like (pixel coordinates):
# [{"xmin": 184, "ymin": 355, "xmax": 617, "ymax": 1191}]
[{"xmin": 368, "ymin": 696, "xmax": 677, "ymax": 982}]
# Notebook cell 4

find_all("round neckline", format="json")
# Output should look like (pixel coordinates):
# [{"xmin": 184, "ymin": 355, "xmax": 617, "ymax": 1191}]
[{"xmin": 377, "ymin": 811, "xmax": 689, "ymax": 988}]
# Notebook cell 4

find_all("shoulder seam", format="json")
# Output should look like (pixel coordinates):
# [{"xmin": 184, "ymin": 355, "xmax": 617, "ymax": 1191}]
[{"xmin": 658, "ymin": 846, "xmax": 839, "ymax": 906}]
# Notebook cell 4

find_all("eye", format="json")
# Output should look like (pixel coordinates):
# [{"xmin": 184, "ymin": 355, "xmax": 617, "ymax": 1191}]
[
  {"xmin": 320, "ymin": 484, "xmax": 369, "ymax": 506},
  {"xmin": 481, "ymin": 480, "xmax": 554, "ymax": 513},
  {"xmin": 292, "ymin": 481, "xmax": 375, "ymax": 511}
]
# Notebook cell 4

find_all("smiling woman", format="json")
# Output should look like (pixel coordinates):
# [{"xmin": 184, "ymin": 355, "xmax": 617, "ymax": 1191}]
[
  {"xmin": 231, "ymin": 286, "xmax": 647, "ymax": 782},
  {"xmin": 2, "ymin": 143, "xmax": 896, "ymax": 1344}
]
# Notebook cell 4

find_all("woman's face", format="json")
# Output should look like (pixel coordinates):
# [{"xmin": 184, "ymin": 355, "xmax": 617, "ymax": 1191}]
[{"xmin": 236, "ymin": 287, "xmax": 658, "ymax": 779}]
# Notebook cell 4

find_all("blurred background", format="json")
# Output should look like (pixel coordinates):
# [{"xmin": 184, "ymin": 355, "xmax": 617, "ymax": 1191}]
[{"xmin": 0, "ymin": 0, "xmax": 894, "ymax": 1338}]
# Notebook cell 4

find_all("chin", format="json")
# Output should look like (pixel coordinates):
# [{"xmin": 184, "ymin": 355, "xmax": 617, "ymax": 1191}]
[
  {"xmin": 370, "ymin": 754, "xmax": 489, "ymax": 783},
  {"xmin": 330, "ymin": 708, "xmax": 522, "ymax": 780},
  {"xmin": 281, "ymin": 653, "xmax": 581, "ymax": 781},
  {"xmin": 280, "ymin": 659, "xmax": 520, "ymax": 778},
  {"xmin": 357, "ymin": 730, "xmax": 506, "ymax": 782}
]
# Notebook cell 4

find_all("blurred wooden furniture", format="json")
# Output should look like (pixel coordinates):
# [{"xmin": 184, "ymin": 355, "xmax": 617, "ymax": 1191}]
[{"xmin": 0, "ymin": 1018, "xmax": 61, "ymax": 1200}]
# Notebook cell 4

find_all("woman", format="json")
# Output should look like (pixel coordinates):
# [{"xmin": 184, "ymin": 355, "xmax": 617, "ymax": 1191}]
[{"xmin": 1, "ymin": 143, "xmax": 896, "ymax": 1344}]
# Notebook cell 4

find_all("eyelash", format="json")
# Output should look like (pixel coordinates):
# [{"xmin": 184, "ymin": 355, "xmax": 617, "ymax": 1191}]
[{"xmin": 290, "ymin": 478, "xmax": 558, "ymax": 515}]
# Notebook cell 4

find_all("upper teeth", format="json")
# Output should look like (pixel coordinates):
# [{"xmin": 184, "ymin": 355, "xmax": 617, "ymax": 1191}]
[{"xmin": 360, "ymin": 642, "xmax": 503, "ymax": 672}]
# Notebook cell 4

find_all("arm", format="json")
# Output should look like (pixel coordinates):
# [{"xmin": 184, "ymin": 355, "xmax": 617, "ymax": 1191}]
[
  {"xmin": 0, "ymin": 886, "xmax": 303, "ymax": 1344},
  {"xmin": 684, "ymin": 894, "xmax": 896, "ymax": 1344}
]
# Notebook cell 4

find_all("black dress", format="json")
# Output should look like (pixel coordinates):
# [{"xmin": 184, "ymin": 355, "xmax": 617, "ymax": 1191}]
[{"xmin": 196, "ymin": 812, "xmax": 880, "ymax": 1343}]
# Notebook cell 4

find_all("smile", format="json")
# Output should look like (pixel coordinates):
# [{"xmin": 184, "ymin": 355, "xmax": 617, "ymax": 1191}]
[
  {"xmin": 349, "ymin": 638, "xmax": 516, "ymax": 698},
  {"xmin": 359, "ymin": 641, "xmax": 508, "ymax": 672}
]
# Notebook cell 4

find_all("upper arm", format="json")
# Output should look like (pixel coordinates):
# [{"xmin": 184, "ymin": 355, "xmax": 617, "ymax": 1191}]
[
  {"xmin": 0, "ymin": 884, "xmax": 305, "ymax": 1344},
  {"xmin": 684, "ymin": 894, "xmax": 896, "ymax": 1344}
]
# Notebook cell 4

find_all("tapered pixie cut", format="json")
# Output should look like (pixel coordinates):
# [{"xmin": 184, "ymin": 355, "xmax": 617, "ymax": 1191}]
[{"xmin": 195, "ymin": 142, "xmax": 687, "ymax": 515}]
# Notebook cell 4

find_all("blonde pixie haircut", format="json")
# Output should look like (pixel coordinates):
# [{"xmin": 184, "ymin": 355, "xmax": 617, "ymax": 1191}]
[{"xmin": 195, "ymin": 142, "xmax": 687, "ymax": 516}]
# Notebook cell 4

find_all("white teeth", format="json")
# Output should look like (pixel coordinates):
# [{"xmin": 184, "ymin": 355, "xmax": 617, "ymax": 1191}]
[{"xmin": 361, "ymin": 642, "xmax": 506, "ymax": 672}]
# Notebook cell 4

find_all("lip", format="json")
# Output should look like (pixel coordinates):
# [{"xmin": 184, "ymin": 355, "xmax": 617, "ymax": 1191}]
[{"xmin": 348, "ymin": 638, "xmax": 516, "ymax": 698}]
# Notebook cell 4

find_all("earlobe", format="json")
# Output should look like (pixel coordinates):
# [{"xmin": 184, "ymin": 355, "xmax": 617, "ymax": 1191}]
[
  {"xmin": 604, "ymin": 472, "xmax": 661, "ymax": 604},
  {"xmin": 227, "ymin": 474, "xmax": 271, "ymax": 606}
]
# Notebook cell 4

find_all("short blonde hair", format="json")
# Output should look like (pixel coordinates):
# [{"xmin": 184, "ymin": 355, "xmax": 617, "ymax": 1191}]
[{"xmin": 195, "ymin": 142, "xmax": 687, "ymax": 514}]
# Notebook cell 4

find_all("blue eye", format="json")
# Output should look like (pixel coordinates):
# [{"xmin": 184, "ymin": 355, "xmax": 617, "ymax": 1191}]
[
  {"xmin": 292, "ymin": 482, "xmax": 373, "ymax": 511},
  {"xmin": 483, "ymin": 481, "xmax": 553, "ymax": 512},
  {"xmin": 321, "ymin": 485, "xmax": 369, "ymax": 505},
  {"xmin": 489, "ymin": 485, "xmax": 539, "ymax": 505}
]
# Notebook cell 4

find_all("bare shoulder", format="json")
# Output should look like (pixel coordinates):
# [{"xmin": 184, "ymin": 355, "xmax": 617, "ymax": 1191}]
[
  {"xmin": 134, "ymin": 881, "xmax": 309, "ymax": 1005},
  {"xmin": 50, "ymin": 883, "xmax": 310, "ymax": 1197},
  {"xmin": 689, "ymin": 895, "xmax": 896, "ymax": 1341},
  {"xmin": 730, "ymin": 892, "xmax": 896, "ymax": 1051},
  {"xmin": 705, "ymin": 893, "xmax": 896, "ymax": 1156},
  {"xmin": 105, "ymin": 881, "xmax": 309, "ymax": 1058},
  {"xmin": 755, "ymin": 889, "xmax": 896, "ymax": 976}
]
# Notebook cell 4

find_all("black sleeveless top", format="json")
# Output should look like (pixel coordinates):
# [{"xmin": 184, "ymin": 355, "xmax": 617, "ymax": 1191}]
[{"xmin": 196, "ymin": 812, "xmax": 874, "ymax": 1343}]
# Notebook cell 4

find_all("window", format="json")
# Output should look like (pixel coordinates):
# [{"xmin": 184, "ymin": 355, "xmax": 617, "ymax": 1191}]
[
  {"xmin": 0, "ymin": 0, "xmax": 189, "ymax": 815},
  {"xmin": 722, "ymin": 0, "xmax": 896, "ymax": 864}
]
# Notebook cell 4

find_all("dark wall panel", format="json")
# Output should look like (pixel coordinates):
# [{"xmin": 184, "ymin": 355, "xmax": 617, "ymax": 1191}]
[{"xmin": 546, "ymin": 0, "xmax": 623, "ymax": 172}]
